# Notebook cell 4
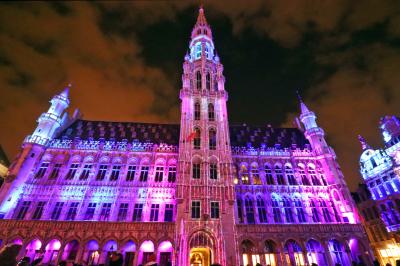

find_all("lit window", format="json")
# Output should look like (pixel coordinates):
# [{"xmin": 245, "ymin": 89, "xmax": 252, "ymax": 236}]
[
  {"xmin": 35, "ymin": 162, "xmax": 49, "ymax": 179},
  {"xmin": 245, "ymin": 197, "xmax": 255, "ymax": 224},
  {"xmin": 195, "ymin": 42, "xmax": 202, "ymax": 59},
  {"xmin": 251, "ymin": 165, "xmax": 261, "ymax": 185},
  {"xmin": 240, "ymin": 165, "xmax": 249, "ymax": 185},
  {"xmin": 265, "ymin": 165, "xmax": 274, "ymax": 185},
  {"xmin": 191, "ymin": 201, "xmax": 201, "ymax": 219},
  {"xmin": 211, "ymin": 201, "xmax": 220, "ymax": 219}
]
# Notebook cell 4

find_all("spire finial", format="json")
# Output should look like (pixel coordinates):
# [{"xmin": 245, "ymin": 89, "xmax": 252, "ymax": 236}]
[
  {"xmin": 296, "ymin": 90, "xmax": 303, "ymax": 102},
  {"xmin": 195, "ymin": 4, "xmax": 208, "ymax": 26},
  {"xmin": 358, "ymin": 135, "xmax": 371, "ymax": 150},
  {"xmin": 60, "ymin": 83, "xmax": 72, "ymax": 98},
  {"xmin": 297, "ymin": 90, "xmax": 311, "ymax": 114}
]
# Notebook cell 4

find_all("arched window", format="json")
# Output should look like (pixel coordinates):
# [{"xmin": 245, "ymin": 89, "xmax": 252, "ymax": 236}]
[
  {"xmin": 196, "ymin": 71, "xmax": 202, "ymax": 90},
  {"xmin": 240, "ymin": 165, "xmax": 249, "ymax": 185},
  {"xmin": 209, "ymin": 128, "xmax": 216, "ymax": 150},
  {"xmin": 310, "ymin": 199, "xmax": 320, "ymax": 223},
  {"xmin": 208, "ymin": 103, "xmax": 215, "ymax": 121},
  {"xmin": 320, "ymin": 199, "xmax": 332, "ymax": 223},
  {"xmin": 205, "ymin": 45, "xmax": 209, "ymax": 58},
  {"xmin": 285, "ymin": 164, "xmax": 297, "ymax": 185},
  {"xmin": 275, "ymin": 165, "xmax": 285, "ymax": 185},
  {"xmin": 206, "ymin": 72, "xmax": 211, "ymax": 90},
  {"xmin": 308, "ymin": 165, "xmax": 320, "ymax": 186},
  {"xmin": 195, "ymin": 42, "xmax": 201, "ymax": 59},
  {"xmin": 294, "ymin": 198, "xmax": 306, "ymax": 223},
  {"xmin": 256, "ymin": 196, "xmax": 268, "ymax": 223},
  {"xmin": 329, "ymin": 240, "xmax": 346, "ymax": 266},
  {"xmin": 272, "ymin": 197, "xmax": 282, "ymax": 223},
  {"xmin": 251, "ymin": 164, "xmax": 261, "ymax": 185},
  {"xmin": 194, "ymin": 102, "xmax": 201, "ymax": 120},
  {"xmin": 283, "ymin": 198, "xmax": 294, "ymax": 223},
  {"xmin": 330, "ymin": 200, "xmax": 342, "ymax": 222},
  {"xmin": 265, "ymin": 165, "xmax": 274, "ymax": 185},
  {"xmin": 299, "ymin": 164, "xmax": 310, "ymax": 186},
  {"xmin": 193, "ymin": 128, "xmax": 201, "ymax": 149},
  {"xmin": 245, "ymin": 197, "xmax": 255, "ymax": 224}
]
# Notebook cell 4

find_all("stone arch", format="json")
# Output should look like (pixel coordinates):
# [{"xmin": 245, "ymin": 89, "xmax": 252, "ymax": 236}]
[
  {"xmin": 138, "ymin": 240, "xmax": 156, "ymax": 265},
  {"xmin": 263, "ymin": 239, "xmax": 279, "ymax": 266},
  {"xmin": 328, "ymin": 238, "xmax": 350, "ymax": 266},
  {"xmin": 112, "ymin": 156, "xmax": 122, "ymax": 164},
  {"xmin": 127, "ymin": 157, "xmax": 138, "ymax": 164},
  {"xmin": 99, "ymin": 155, "xmax": 110, "ymax": 163},
  {"xmin": 306, "ymin": 238, "xmax": 327, "ymax": 266},
  {"xmin": 240, "ymin": 239, "xmax": 258, "ymax": 266},
  {"xmin": 100, "ymin": 239, "xmax": 118, "ymax": 264},
  {"xmin": 348, "ymin": 237, "xmax": 372, "ymax": 265},
  {"xmin": 61, "ymin": 239, "xmax": 80, "ymax": 262},
  {"xmin": 121, "ymin": 239, "xmax": 137, "ymax": 266},
  {"xmin": 283, "ymin": 239, "xmax": 305, "ymax": 266},
  {"xmin": 83, "ymin": 155, "xmax": 94, "ymax": 163},
  {"xmin": 83, "ymin": 239, "xmax": 100, "ymax": 265},
  {"xmin": 43, "ymin": 238, "xmax": 61, "ymax": 264},
  {"xmin": 23, "ymin": 238, "xmax": 43, "ymax": 262}
]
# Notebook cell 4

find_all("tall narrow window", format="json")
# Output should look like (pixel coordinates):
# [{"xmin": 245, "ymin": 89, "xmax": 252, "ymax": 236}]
[
  {"xmin": 285, "ymin": 165, "xmax": 297, "ymax": 185},
  {"xmin": 265, "ymin": 165, "xmax": 274, "ymax": 185},
  {"xmin": 272, "ymin": 198, "xmax": 282, "ymax": 223},
  {"xmin": 257, "ymin": 197, "xmax": 268, "ymax": 223},
  {"xmin": 96, "ymin": 165, "xmax": 108, "ymax": 180},
  {"xmin": 196, "ymin": 71, "xmax": 202, "ymax": 90},
  {"xmin": 208, "ymin": 103, "xmax": 215, "ymax": 121},
  {"xmin": 139, "ymin": 166, "xmax": 149, "ymax": 182},
  {"xmin": 99, "ymin": 203, "xmax": 112, "ymax": 221},
  {"xmin": 294, "ymin": 199, "xmax": 306, "ymax": 223},
  {"xmin": 85, "ymin": 203, "xmax": 97, "ymax": 220},
  {"xmin": 117, "ymin": 203, "xmax": 128, "ymax": 221},
  {"xmin": 308, "ymin": 165, "xmax": 320, "ymax": 186},
  {"xmin": 209, "ymin": 128, "xmax": 216, "ymax": 150},
  {"xmin": 155, "ymin": 166, "xmax": 164, "ymax": 182},
  {"xmin": 240, "ymin": 165, "xmax": 250, "ymax": 185},
  {"xmin": 132, "ymin": 203, "xmax": 143, "ymax": 222},
  {"xmin": 65, "ymin": 163, "xmax": 79, "ymax": 180},
  {"xmin": 66, "ymin": 202, "xmax": 79, "ymax": 221},
  {"xmin": 211, "ymin": 201, "xmax": 220, "ymax": 219},
  {"xmin": 32, "ymin": 201, "xmax": 46, "ymax": 220},
  {"xmin": 299, "ymin": 165, "xmax": 310, "ymax": 185},
  {"xmin": 35, "ymin": 162, "xmax": 49, "ymax": 179},
  {"xmin": 168, "ymin": 166, "xmax": 176, "ymax": 182},
  {"xmin": 191, "ymin": 201, "xmax": 201, "ymax": 219},
  {"xmin": 210, "ymin": 163, "xmax": 218, "ymax": 180},
  {"xmin": 251, "ymin": 164, "xmax": 261, "ymax": 185},
  {"xmin": 194, "ymin": 102, "xmax": 201, "ymax": 120},
  {"xmin": 110, "ymin": 165, "xmax": 121, "ymax": 181},
  {"xmin": 206, "ymin": 72, "xmax": 211, "ymax": 90},
  {"xmin": 79, "ymin": 164, "xmax": 92, "ymax": 180},
  {"xmin": 16, "ymin": 201, "xmax": 31, "ymax": 220},
  {"xmin": 51, "ymin": 202, "xmax": 64, "ymax": 220},
  {"xmin": 195, "ymin": 43, "xmax": 201, "ymax": 59},
  {"xmin": 164, "ymin": 204, "xmax": 174, "ymax": 222},
  {"xmin": 126, "ymin": 165, "xmax": 136, "ymax": 181},
  {"xmin": 320, "ymin": 200, "xmax": 332, "ymax": 223},
  {"xmin": 150, "ymin": 204, "xmax": 159, "ymax": 221},
  {"xmin": 275, "ymin": 165, "xmax": 285, "ymax": 185},
  {"xmin": 245, "ymin": 197, "xmax": 255, "ymax": 224},
  {"xmin": 310, "ymin": 200, "xmax": 320, "ymax": 223},
  {"xmin": 237, "ymin": 198, "xmax": 244, "ymax": 223},
  {"xmin": 194, "ymin": 128, "xmax": 201, "ymax": 149},
  {"xmin": 49, "ymin": 163, "xmax": 62, "ymax": 179},
  {"xmin": 192, "ymin": 163, "xmax": 201, "ymax": 179},
  {"xmin": 283, "ymin": 198, "xmax": 294, "ymax": 223}
]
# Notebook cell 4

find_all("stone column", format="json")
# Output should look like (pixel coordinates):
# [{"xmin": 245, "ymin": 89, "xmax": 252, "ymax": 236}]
[{"xmin": 322, "ymin": 241, "xmax": 334, "ymax": 266}]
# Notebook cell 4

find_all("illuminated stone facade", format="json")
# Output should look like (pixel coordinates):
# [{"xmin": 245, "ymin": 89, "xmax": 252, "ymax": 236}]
[
  {"xmin": 355, "ymin": 116, "xmax": 400, "ymax": 265},
  {"xmin": 0, "ymin": 7, "xmax": 371, "ymax": 266}
]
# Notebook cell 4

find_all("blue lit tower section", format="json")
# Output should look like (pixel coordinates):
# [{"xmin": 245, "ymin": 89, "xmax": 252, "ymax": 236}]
[
  {"xmin": 299, "ymin": 98, "xmax": 359, "ymax": 223},
  {"xmin": 27, "ymin": 85, "xmax": 70, "ymax": 145},
  {"xmin": 0, "ymin": 86, "xmax": 71, "ymax": 217}
]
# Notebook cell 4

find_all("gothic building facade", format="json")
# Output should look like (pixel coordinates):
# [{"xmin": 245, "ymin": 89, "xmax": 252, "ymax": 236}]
[
  {"xmin": 354, "ymin": 117, "xmax": 400, "ymax": 265},
  {"xmin": 0, "ymin": 8, "xmax": 371, "ymax": 266}
]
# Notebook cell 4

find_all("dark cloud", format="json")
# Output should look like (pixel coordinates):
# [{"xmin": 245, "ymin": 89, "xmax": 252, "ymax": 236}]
[{"xmin": 1, "ymin": 1, "xmax": 400, "ymax": 191}]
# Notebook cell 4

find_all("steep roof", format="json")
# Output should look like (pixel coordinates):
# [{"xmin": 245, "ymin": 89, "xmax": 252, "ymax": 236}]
[{"xmin": 55, "ymin": 120, "xmax": 308, "ymax": 149}]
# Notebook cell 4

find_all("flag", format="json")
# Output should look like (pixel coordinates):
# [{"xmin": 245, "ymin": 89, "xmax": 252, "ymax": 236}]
[{"xmin": 186, "ymin": 131, "xmax": 197, "ymax": 142}]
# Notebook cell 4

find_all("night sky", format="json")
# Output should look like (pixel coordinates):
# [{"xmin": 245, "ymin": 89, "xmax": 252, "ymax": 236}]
[{"xmin": 1, "ymin": 1, "xmax": 400, "ymax": 190}]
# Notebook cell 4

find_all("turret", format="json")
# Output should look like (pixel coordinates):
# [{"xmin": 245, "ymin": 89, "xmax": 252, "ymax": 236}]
[
  {"xmin": 380, "ymin": 115, "xmax": 400, "ymax": 146},
  {"xmin": 26, "ymin": 84, "xmax": 71, "ymax": 145}
]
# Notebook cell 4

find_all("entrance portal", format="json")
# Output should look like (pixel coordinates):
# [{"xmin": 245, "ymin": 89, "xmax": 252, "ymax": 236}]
[{"xmin": 190, "ymin": 247, "xmax": 211, "ymax": 266}]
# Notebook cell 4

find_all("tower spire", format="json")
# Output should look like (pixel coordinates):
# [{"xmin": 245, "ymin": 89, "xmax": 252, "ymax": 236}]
[
  {"xmin": 358, "ymin": 135, "xmax": 371, "ymax": 150},
  {"xmin": 297, "ymin": 90, "xmax": 310, "ymax": 114}
]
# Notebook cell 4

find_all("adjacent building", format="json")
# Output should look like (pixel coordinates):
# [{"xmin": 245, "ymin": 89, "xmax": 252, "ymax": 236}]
[
  {"xmin": 0, "ymin": 7, "xmax": 371, "ymax": 266},
  {"xmin": 0, "ymin": 145, "xmax": 9, "ymax": 188},
  {"xmin": 354, "ymin": 117, "xmax": 400, "ymax": 265}
]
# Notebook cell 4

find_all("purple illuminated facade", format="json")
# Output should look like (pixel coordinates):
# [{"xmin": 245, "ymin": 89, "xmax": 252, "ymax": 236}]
[
  {"xmin": 0, "ymin": 8, "xmax": 371, "ymax": 266},
  {"xmin": 354, "ymin": 116, "xmax": 400, "ymax": 264}
]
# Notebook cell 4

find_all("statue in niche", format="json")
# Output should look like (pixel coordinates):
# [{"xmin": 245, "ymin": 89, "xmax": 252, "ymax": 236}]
[{"xmin": 190, "ymin": 253, "xmax": 203, "ymax": 266}]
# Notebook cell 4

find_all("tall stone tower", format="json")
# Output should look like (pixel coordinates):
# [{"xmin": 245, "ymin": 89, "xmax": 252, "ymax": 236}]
[
  {"xmin": 299, "ymin": 98, "xmax": 359, "ymax": 224},
  {"xmin": 175, "ymin": 7, "xmax": 238, "ymax": 266}
]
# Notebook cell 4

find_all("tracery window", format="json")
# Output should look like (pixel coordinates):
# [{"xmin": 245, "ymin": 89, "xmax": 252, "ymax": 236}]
[
  {"xmin": 208, "ymin": 103, "xmax": 215, "ymax": 121},
  {"xmin": 49, "ymin": 163, "xmax": 62, "ymax": 179},
  {"xmin": 308, "ymin": 165, "xmax": 320, "ymax": 186},
  {"xmin": 320, "ymin": 199, "xmax": 332, "ymax": 223},
  {"xmin": 285, "ymin": 165, "xmax": 297, "ymax": 185},
  {"xmin": 310, "ymin": 200, "xmax": 320, "ymax": 223},
  {"xmin": 196, "ymin": 71, "xmax": 202, "ymax": 90},
  {"xmin": 110, "ymin": 165, "xmax": 121, "ymax": 181},
  {"xmin": 294, "ymin": 198, "xmax": 306, "ymax": 223},
  {"xmin": 194, "ymin": 128, "xmax": 201, "ymax": 149},
  {"xmin": 65, "ymin": 163, "xmax": 79, "ymax": 180},
  {"xmin": 265, "ymin": 165, "xmax": 274, "ymax": 185},
  {"xmin": 194, "ymin": 102, "xmax": 201, "ymax": 120},
  {"xmin": 209, "ymin": 128, "xmax": 216, "ymax": 150},
  {"xmin": 155, "ymin": 166, "xmax": 164, "ymax": 182},
  {"xmin": 283, "ymin": 198, "xmax": 294, "ymax": 223},
  {"xmin": 245, "ymin": 197, "xmax": 255, "ymax": 224},
  {"xmin": 168, "ymin": 165, "xmax": 177, "ymax": 182},
  {"xmin": 240, "ymin": 165, "xmax": 250, "ymax": 185},
  {"xmin": 251, "ymin": 164, "xmax": 261, "ymax": 185},
  {"xmin": 257, "ymin": 196, "xmax": 268, "ymax": 223},
  {"xmin": 80, "ymin": 164, "xmax": 92, "ymax": 180},
  {"xmin": 275, "ymin": 165, "xmax": 285, "ymax": 185},
  {"xmin": 272, "ymin": 198, "xmax": 282, "ymax": 223},
  {"xmin": 35, "ymin": 162, "xmax": 49, "ymax": 179},
  {"xmin": 299, "ymin": 164, "xmax": 310, "ymax": 186},
  {"xmin": 96, "ymin": 165, "xmax": 108, "ymax": 181}
]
